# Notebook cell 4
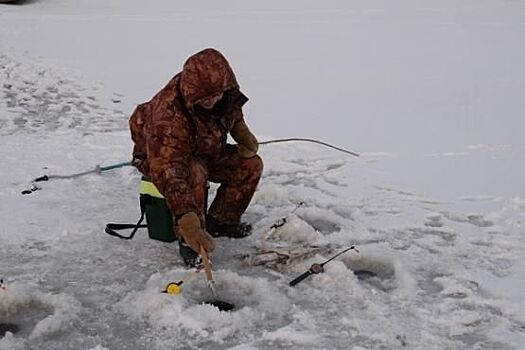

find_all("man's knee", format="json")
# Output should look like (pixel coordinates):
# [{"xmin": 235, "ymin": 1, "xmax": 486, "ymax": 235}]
[{"xmin": 245, "ymin": 154, "xmax": 263, "ymax": 178}]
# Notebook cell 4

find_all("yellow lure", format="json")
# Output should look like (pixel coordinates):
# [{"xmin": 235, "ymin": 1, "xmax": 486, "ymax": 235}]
[{"xmin": 164, "ymin": 282, "xmax": 182, "ymax": 295}]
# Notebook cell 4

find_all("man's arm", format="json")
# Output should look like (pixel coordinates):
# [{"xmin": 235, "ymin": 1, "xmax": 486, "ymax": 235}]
[
  {"xmin": 230, "ymin": 119, "xmax": 259, "ymax": 158},
  {"xmin": 146, "ymin": 117, "xmax": 199, "ymax": 218},
  {"xmin": 129, "ymin": 103, "xmax": 149, "ymax": 174},
  {"xmin": 146, "ymin": 116, "xmax": 215, "ymax": 253}
]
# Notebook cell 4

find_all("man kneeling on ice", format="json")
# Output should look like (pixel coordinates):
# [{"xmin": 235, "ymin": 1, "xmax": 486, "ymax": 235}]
[{"xmin": 129, "ymin": 48, "xmax": 262, "ymax": 267}]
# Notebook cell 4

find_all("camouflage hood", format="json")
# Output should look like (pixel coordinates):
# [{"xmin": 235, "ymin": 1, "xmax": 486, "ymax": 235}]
[{"xmin": 179, "ymin": 48, "xmax": 239, "ymax": 111}]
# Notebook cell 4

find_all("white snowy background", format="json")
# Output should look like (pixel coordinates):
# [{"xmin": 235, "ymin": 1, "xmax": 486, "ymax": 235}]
[{"xmin": 1, "ymin": 1, "xmax": 524, "ymax": 349}]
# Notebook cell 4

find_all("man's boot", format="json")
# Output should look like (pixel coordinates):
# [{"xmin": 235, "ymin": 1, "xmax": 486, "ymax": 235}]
[
  {"xmin": 178, "ymin": 240, "xmax": 201, "ymax": 268},
  {"xmin": 206, "ymin": 215, "xmax": 252, "ymax": 238}
]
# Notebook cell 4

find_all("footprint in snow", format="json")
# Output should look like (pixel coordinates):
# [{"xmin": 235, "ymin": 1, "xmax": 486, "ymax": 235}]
[
  {"xmin": 467, "ymin": 214, "xmax": 494, "ymax": 227},
  {"xmin": 442, "ymin": 211, "xmax": 494, "ymax": 227},
  {"xmin": 424, "ymin": 212, "xmax": 445, "ymax": 228}
]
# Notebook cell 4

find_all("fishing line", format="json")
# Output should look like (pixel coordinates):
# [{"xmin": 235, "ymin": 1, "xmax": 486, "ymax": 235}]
[{"xmin": 259, "ymin": 138, "xmax": 359, "ymax": 157}]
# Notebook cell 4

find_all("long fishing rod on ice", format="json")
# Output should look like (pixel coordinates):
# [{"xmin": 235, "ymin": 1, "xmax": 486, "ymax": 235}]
[{"xmin": 20, "ymin": 138, "xmax": 359, "ymax": 195}]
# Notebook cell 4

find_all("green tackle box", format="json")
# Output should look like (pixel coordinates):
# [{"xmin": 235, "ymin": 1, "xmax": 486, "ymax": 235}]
[
  {"xmin": 105, "ymin": 178, "xmax": 207, "ymax": 242},
  {"xmin": 139, "ymin": 179, "xmax": 176, "ymax": 243}
]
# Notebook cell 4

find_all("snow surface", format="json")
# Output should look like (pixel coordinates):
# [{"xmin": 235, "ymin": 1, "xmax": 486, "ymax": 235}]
[{"xmin": 1, "ymin": 1, "xmax": 525, "ymax": 349}]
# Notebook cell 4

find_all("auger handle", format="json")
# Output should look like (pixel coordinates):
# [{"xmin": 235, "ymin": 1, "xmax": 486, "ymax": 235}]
[{"xmin": 289, "ymin": 270, "xmax": 313, "ymax": 287}]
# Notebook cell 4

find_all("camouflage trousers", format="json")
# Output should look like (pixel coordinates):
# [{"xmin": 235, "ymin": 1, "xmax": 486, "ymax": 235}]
[{"xmin": 186, "ymin": 145, "xmax": 263, "ymax": 225}]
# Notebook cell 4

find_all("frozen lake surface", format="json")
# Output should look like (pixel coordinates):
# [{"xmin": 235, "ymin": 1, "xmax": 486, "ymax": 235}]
[{"xmin": 1, "ymin": 1, "xmax": 524, "ymax": 349}]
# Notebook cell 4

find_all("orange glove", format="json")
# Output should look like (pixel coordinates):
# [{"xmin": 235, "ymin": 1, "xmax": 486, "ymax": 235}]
[
  {"xmin": 231, "ymin": 120, "xmax": 259, "ymax": 158},
  {"xmin": 177, "ymin": 212, "xmax": 215, "ymax": 253}
]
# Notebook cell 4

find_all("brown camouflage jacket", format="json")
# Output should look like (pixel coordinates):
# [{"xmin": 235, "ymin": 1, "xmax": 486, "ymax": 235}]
[{"xmin": 129, "ymin": 48, "xmax": 248, "ymax": 218}]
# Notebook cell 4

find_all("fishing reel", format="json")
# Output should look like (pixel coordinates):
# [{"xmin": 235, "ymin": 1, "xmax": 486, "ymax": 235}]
[
  {"xmin": 162, "ymin": 281, "xmax": 183, "ymax": 295},
  {"xmin": 289, "ymin": 246, "xmax": 358, "ymax": 287}
]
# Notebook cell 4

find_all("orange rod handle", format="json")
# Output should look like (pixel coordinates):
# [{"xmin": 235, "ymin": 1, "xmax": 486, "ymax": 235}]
[{"xmin": 200, "ymin": 245, "xmax": 213, "ymax": 282}]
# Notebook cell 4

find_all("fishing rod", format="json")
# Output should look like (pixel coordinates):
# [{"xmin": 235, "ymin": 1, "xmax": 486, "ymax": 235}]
[
  {"xmin": 20, "ymin": 137, "xmax": 359, "ymax": 195},
  {"xmin": 199, "ymin": 245, "xmax": 235, "ymax": 311},
  {"xmin": 289, "ymin": 246, "xmax": 359, "ymax": 287},
  {"xmin": 261, "ymin": 201, "xmax": 305, "ymax": 241},
  {"xmin": 21, "ymin": 161, "xmax": 132, "ymax": 195},
  {"xmin": 161, "ymin": 249, "xmax": 235, "ymax": 312}
]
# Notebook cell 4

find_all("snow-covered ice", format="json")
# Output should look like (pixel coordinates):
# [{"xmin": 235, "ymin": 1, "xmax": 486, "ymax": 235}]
[{"xmin": 1, "ymin": 0, "xmax": 525, "ymax": 349}]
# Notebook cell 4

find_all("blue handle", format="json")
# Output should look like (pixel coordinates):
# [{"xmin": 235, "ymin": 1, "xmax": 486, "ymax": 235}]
[{"xmin": 100, "ymin": 161, "xmax": 132, "ymax": 172}]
